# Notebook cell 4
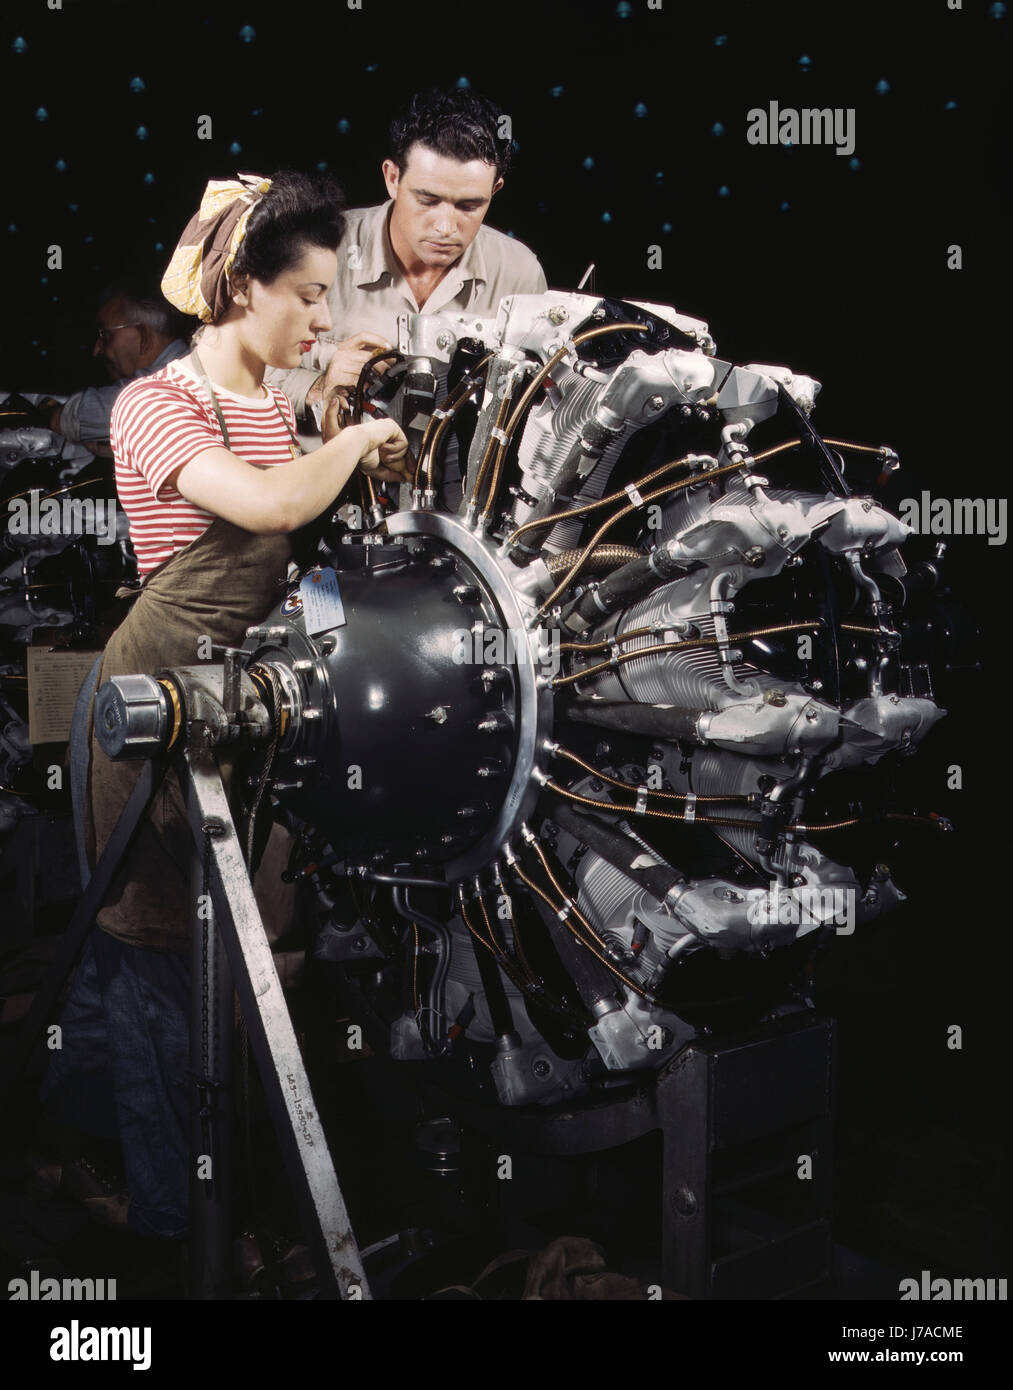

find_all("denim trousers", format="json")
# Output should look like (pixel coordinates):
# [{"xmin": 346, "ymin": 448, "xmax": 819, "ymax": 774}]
[{"xmin": 40, "ymin": 928, "xmax": 190, "ymax": 1240}]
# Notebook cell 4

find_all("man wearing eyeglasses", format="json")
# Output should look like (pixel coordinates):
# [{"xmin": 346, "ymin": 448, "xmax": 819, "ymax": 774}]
[{"xmin": 45, "ymin": 282, "xmax": 190, "ymax": 457}]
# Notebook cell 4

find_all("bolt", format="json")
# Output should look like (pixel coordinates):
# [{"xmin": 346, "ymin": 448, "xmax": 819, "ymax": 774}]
[
  {"xmin": 425, "ymin": 706, "xmax": 449, "ymax": 724},
  {"xmin": 351, "ymin": 936, "xmax": 369, "ymax": 953},
  {"xmin": 436, "ymin": 332, "xmax": 452, "ymax": 351},
  {"xmin": 453, "ymin": 583, "xmax": 480, "ymax": 603},
  {"xmin": 743, "ymin": 546, "xmax": 765, "ymax": 566},
  {"xmin": 805, "ymin": 708, "xmax": 820, "ymax": 723},
  {"xmin": 763, "ymin": 689, "xmax": 788, "ymax": 707},
  {"xmin": 645, "ymin": 393, "xmax": 666, "ymax": 413},
  {"xmin": 548, "ymin": 305, "xmax": 569, "ymax": 325},
  {"xmin": 532, "ymin": 1057, "xmax": 551, "ymax": 1078}
]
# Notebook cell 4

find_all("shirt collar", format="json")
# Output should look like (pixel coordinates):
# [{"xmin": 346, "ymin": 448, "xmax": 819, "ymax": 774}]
[
  {"xmin": 151, "ymin": 339, "xmax": 190, "ymax": 370},
  {"xmin": 355, "ymin": 200, "xmax": 488, "ymax": 290}
]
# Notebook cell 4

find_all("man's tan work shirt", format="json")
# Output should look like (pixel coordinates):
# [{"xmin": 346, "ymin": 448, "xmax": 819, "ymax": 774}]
[{"xmin": 268, "ymin": 200, "xmax": 547, "ymax": 421}]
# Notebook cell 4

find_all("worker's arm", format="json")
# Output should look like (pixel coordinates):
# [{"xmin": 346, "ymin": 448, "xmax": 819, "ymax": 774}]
[{"xmin": 171, "ymin": 417, "xmax": 408, "ymax": 536}]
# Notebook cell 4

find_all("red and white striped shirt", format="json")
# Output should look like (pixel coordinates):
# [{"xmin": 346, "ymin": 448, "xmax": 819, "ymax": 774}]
[{"xmin": 111, "ymin": 358, "xmax": 299, "ymax": 578}]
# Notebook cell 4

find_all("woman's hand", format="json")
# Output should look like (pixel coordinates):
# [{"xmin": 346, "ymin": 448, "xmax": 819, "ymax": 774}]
[{"xmin": 356, "ymin": 418, "xmax": 411, "ymax": 484}]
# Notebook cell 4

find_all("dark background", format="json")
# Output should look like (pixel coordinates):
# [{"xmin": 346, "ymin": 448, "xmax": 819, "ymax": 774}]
[{"xmin": 1, "ymin": 0, "xmax": 1008, "ymax": 1286}]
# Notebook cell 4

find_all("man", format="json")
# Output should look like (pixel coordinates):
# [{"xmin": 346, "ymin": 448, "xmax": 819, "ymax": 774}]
[
  {"xmin": 270, "ymin": 87, "xmax": 546, "ymax": 432},
  {"xmin": 47, "ymin": 283, "xmax": 190, "ymax": 456}
]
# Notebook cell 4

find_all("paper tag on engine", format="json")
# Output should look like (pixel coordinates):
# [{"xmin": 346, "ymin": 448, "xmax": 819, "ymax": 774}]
[{"xmin": 299, "ymin": 567, "xmax": 346, "ymax": 636}]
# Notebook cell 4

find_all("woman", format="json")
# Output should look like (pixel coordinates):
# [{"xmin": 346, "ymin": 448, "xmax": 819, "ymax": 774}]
[{"xmin": 41, "ymin": 171, "xmax": 409, "ymax": 1244}]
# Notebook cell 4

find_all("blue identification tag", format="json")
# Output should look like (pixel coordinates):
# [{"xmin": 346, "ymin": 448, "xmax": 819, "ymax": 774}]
[{"xmin": 299, "ymin": 567, "xmax": 346, "ymax": 636}]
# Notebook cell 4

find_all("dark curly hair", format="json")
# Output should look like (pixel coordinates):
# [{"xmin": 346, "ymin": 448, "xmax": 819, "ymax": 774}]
[
  {"xmin": 389, "ymin": 88, "xmax": 513, "ymax": 180},
  {"xmin": 229, "ymin": 169, "xmax": 345, "ymax": 294}
]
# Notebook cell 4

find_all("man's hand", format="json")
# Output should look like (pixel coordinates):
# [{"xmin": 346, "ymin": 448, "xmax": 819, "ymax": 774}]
[{"xmin": 306, "ymin": 332, "xmax": 395, "ymax": 408}]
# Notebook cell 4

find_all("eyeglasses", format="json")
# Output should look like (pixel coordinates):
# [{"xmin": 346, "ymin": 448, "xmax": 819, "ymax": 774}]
[{"xmin": 94, "ymin": 323, "xmax": 140, "ymax": 345}]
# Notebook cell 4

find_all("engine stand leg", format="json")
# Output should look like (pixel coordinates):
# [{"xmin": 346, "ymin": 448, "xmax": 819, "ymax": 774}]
[{"xmin": 181, "ymin": 749, "xmax": 370, "ymax": 1301}]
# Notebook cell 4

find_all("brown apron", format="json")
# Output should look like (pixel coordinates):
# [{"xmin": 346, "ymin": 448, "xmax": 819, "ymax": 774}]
[{"xmin": 86, "ymin": 355, "xmax": 298, "ymax": 951}]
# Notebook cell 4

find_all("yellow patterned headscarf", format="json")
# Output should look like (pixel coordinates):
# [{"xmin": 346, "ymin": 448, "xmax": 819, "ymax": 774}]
[{"xmin": 161, "ymin": 173, "xmax": 272, "ymax": 324}]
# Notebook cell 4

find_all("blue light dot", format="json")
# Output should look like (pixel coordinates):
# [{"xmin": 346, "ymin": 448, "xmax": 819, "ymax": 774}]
[
  {"xmin": 52, "ymin": 295, "xmax": 58, "ymax": 302},
  {"xmin": 55, "ymin": 160, "xmax": 67, "ymax": 173},
  {"xmin": 616, "ymin": 1, "xmax": 633, "ymax": 16},
  {"xmin": 35, "ymin": 108, "xmax": 48, "ymax": 122},
  {"xmin": 582, "ymin": 156, "xmax": 595, "ymax": 170},
  {"xmin": 711, "ymin": 121, "xmax": 725, "ymax": 136},
  {"xmin": 550, "ymin": 85, "xmax": 565, "ymax": 98},
  {"xmin": 718, "ymin": 185, "xmax": 730, "ymax": 197},
  {"xmin": 136, "ymin": 126, "xmax": 148, "ymax": 140},
  {"xmin": 12, "ymin": 37, "xmax": 27, "ymax": 55},
  {"xmin": 601, "ymin": 211, "xmax": 612, "ymax": 224},
  {"xmin": 143, "ymin": 172, "xmax": 155, "ymax": 185},
  {"xmin": 780, "ymin": 201, "xmax": 790, "ymax": 212},
  {"xmin": 8, "ymin": 225, "xmax": 17, "ymax": 234},
  {"xmin": 455, "ymin": 74, "xmax": 469, "ymax": 88},
  {"xmin": 365, "ymin": 63, "xmax": 379, "ymax": 73},
  {"xmin": 713, "ymin": 34, "xmax": 728, "ymax": 46},
  {"xmin": 148, "ymin": 216, "xmax": 156, "ymax": 224},
  {"xmin": 239, "ymin": 25, "xmax": 256, "ymax": 42},
  {"xmin": 634, "ymin": 102, "xmax": 648, "ymax": 118},
  {"xmin": 511, "ymin": 139, "xmax": 520, "ymax": 152},
  {"xmin": 316, "ymin": 161, "xmax": 328, "ymax": 171},
  {"xmin": 507, "ymin": 230, "xmax": 515, "ymax": 238},
  {"xmin": 250, "ymin": 107, "xmax": 263, "ymax": 117},
  {"xmin": 40, "ymin": 277, "xmax": 48, "ymax": 286},
  {"xmin": 875, "ymin": 79, "xmax": 891, "ymax": 95},
  {"xmin": 661, "ymin": 222, "xmax": 673, "ymax": 234},
  {"xmin": 336, "ymin": 119, "xmax": 351, "ymax": 134},
  {"xmin": 798, "ymin": 54, "xmax": 811, "ymax": 69},
  {"xmin": 40, "ymin": 350, "xmax": 47, "ymax": 357},
  {"xmin": 989, "ymin": 2, "xmax": 1006, "ymax": 17},
  {"xmin": 129, "ymin": 76, "xmax": 145, "ymax": 93},
  {"xmin": 944, "ymin": 99, "xmax": 958, "ymax": 111},
  {"xmin": 655, "ymin": 170, "xmax": 664, "ymax": 182},
  {"xmin": 84, "ymin": 235, "xmax": 94, "ymax": 244},
  {"xmin": 154, "ymin": 242, "xmax": 164, "ymax": 252},
  {"xmin": 849, "ymin": 157, "xmax": 861, "ymax": 171},
  {"xmin": 31, "ymin": 340, "xmax": 38, "ymax": 346},
  {"xmin": 229, "ymin": 141, "xmax": 242, "ymax": 155}
]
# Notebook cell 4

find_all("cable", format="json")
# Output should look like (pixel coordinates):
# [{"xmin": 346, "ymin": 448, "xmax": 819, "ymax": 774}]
[
  {"xmin": 536, "ymin": 459, "xmax": 747, "ymax": 616},
  {"xmin": 542, "ymin": 776, "xmax": 764, "ymax": 829},
  {"xmin": 506, "ymin": 450, "xmax": 709, "ymax": 549},
  {"xmin": 551, "ymin": 620, "xmax": 825, "ymax": 688},
  {"xmin": 550, "ymin": 744, "xmax": 749, "ymax": 802},
  {"xmin": 513, "ymin": 848, "xmax": 656, "ymax": 1005},
  {"xmin": 472, "ymin": 321, "xmax": 648, "ymax": 516}
]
